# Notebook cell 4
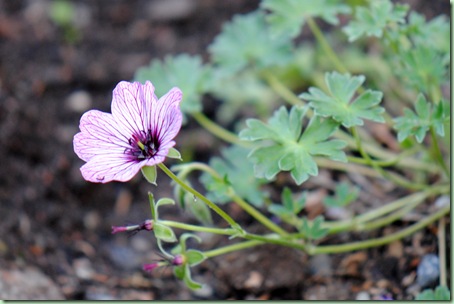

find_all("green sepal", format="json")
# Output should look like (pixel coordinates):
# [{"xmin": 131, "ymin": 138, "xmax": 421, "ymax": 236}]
[
  {"xmin": 148, "ymin": 192, "xmax": 157, "ymax": 221},
  {"xmin": 187, "ymin": 195, "xmax": 213, "ymax": 226},
  {"xmin": 179, "ymin": 233, "xmax": 202, "ymax": 253},
  {"xmin": 141, "ymin": 165, "xmax": 157, "ymax": 185},
  {"xmin": 153, "ymin": 222, "xmax": 177, "ymax": 243},
  {"xmin": 167, "ymin": 148, "xmax": 182, "ymax": 160},
  {"xmin": 156, "ymin": 197, "xmax": 175, "ymax": 209},
  {"xmin": 183, "ymin": 264, "xmax": 203, "ymax": 290},
  {"xmin": 185, "ymin": 249, "xmax": 206, "ymax": 267},
  {"xmin": 173, "ymin": 265, "xmax": 185, "ymax": 280}
]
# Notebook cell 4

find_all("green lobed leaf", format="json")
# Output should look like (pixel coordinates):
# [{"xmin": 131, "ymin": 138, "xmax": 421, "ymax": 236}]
[
  {"xmin": 268, "ymin": 205, "xmax": 294, "ymax": 222},
  {"xmin": 404, "ymin": 12, "xmax": 449, "ymax": 56},
  {"xmin": 393, "ymin": 95, "xmax": 449, "ymax": 143},
  {"xmin": 300, "ymin": 72, "xmax": 385, "ymax": 128},
  {"xmin": 206, "ymin": 69, "xmax": 277, "ymax": 124},
  {"xmin": 416, "ymin": 286, "xmax": 450, "ymax": 300},
  {"xmin": 343, "ymin": 0, "xmax": 408, "ymax": 42},
  {"xmin": 208, "ymin": 11, "xmax": 293, "ymax": 75},
  {"xmin": 200, "ymin": 145, "xmax": 269, "ymax": 207},
  {"xmin": 261, "ymin": 0, "xmax": 350, "ymax": 38},
  {"xmin": 323, "ymin": 182, "xmax": 359, "ymax": 207},
  {"xmin": 396, "ymin": 44, "xmax": 447, "ymax": 94},
  {"xmin": 268, "ymin": 187, "xmax": 306, "ymax": 227},
  {"xmin": 300, "ymin": 215, "xmax": 329, "ymax": 240},
  {"xmin": 134, "ymin": 54, "xmax": 210, "ymax": 117},
  {"xmin": 239, "ymin": 106, "xmax": 347, "ymax": 185}
]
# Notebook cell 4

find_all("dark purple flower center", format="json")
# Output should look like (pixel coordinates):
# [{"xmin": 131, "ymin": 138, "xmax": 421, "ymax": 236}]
[{"xmin": 125, "ymin": 129, "xmax": 160, "ymax": 161}]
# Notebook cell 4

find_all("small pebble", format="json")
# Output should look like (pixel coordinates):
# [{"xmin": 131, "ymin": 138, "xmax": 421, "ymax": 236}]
[
  {"xmin": 356, "ymin": 291, "xmax": 371, "ymax": 300},
  {"xmin": 73, "ymin": 258, "xmax": 94, "ymax": 280},
  {"xmin": 192, "ymin": 281, "xmax": 213, "ymax": 298},
  {"xmin": 417, "ymin": 254, "xmax": 440, "ymax": 288},
  {"xmin": 65, "ymin": 90, "xmax": 92, "ymax": 113},
  {"xmin": 434, "ymin": 195, "xmax": 450, "ymax": 209},
  {"xmin": 325, "ymin": 206, "xmax": 352, "ymax": 221},
  {"xmin": 309, "ymin": 254, "xmax": 332, "ymax": 277},
  {"xmin": 147, "ymin": 0, "xmax": 196, "ymax": 21},
  {"xmin": 244, "ymin": 271, "xmax": 263, "ymax": 289}
]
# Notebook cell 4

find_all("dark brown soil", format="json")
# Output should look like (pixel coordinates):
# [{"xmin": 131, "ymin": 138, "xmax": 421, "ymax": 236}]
[{"xmin": 0, "ymin": 0, "xmax": 450, "ymax": 300}]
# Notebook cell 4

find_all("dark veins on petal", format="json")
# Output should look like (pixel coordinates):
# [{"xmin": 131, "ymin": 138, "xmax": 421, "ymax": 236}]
[{"xmin": 125, "ymin": 129, "xmax": 160, "ymax": 162}]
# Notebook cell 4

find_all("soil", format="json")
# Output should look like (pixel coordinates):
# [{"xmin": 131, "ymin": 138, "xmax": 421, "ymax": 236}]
[{"xmin": 0, "ymin": 0, "xmax": 450, "ymax": 300}]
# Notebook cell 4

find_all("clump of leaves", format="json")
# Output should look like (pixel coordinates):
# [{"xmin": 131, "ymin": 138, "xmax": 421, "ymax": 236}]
[
  {"xmin": 134, "ymin": 54, "xmax": 210, "ymax": 116},
  {"xmin": 393, "ymin": 94, "xmax": 449, "ymax": 143},
  {"xmin": 323, "ymin": 182, "xmax": 359, "ymax": 207},
  {"xmin": 268, "ymin": 187, "xmax": 306, "ymax": 227},
  {"xmin": 209, "ymin": 11, "xmax": 292, "ymax": 75},
  {"xmin": 261, "ymin": 0, "xmax": 350, "ymax": 38},
  {"xmin": 200, "ymin": 145, "xmax": 269, "ymax": 207},
  {"xmin": 415, "ymin": 286, "xmax": 450, "ymax": 301},
  {"xmin": 343, "ymin": 0, "xmax": 408, "ymax": 42}
]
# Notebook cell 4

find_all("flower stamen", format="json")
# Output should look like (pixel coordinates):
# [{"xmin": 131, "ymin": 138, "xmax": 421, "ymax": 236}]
[{"xmin": 125, "ymin": 129, "xmax": 161, "ymax": 161}]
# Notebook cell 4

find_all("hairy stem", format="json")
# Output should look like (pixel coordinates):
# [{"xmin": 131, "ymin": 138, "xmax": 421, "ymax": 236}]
[
  {"xmin": 158, "ymin": 163, "xmax": 242, "ymax": 231},
  {"xmin": 159, "ymin": 220, "xmax": 236, "ymax": 235},
  {"xmin": 173, "ymin": 162, "xmax": 289, "ymax": 236},
  {"xmin": 191, "ymin": 112, "xmax": 251, "ymax": 147},
  {"xmin": 306, "ymin": 17, "xmax": 348, "ymax": 74},
  {"xmin": 429, "ymin": 126, "xmax": 449, "ymax": 178},
  {"xmin": 438, "ymin": 216, "xmax": 447, "ymax": 286},
  {"xmin": 311, "ymin": 206, "xmax": 450, "ymax": 254},
  {"xmin": 229, "ymin": 193, "xmax": 289, "ymax": 237},
  {"xmin": 351, "ymin": 127, "xmax": 428, "ymax": 191},
  {"xmin": 262, "ymin": 70, "xmax": 305, "ymax": 106}
]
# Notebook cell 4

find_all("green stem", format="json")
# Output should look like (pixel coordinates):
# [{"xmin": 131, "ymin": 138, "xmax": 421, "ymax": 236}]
[
  {"xmin": 191, "ymin": 112, "xmax": 251, "ymax": 147},
  {"xmin": 262, "ymin": 70, "xmax": 305, "ymax": 106},
  {"xmin": 311, "ymin": 206, "xmax": 450, "ymax": 254},
  {"xmin": 429, "ymin": 126, "xmax": 449, "ymax": 178},
  {"xmin": 204, "ymin": 240, "xmax": 264, "ymax": 258},
  {"xmin": 438, "ymin": 216, "xmax": 447, "ymax": 286},
  {"xmin": 173, "ymin": 162, "xmax": 289, "ymax": 237},
  {"xmin": 321, "ymin": 186, "xmax": 448, "ymax": 234},
  {"xmin": 159, "ymin": 220, "xmax": 235, "ymax": 236},
  {"xmin": 243, "ymin": 233, "xmax": 305, "ymax": 250},
  {"xmin": 158, "ymin": 163, "xmax": 242, "ymax": 231},
  {"xmin": 229, "ymin": 193, "xmax": 289, "ymax": 237},
  {"xmin": 346, "ymin": 145, "xmax": 421, "ymax": 168},
  {"xmin": 306, "ymin": 17, "xmax": 348, "ymax": 74},
  {"xmin": 316, "ymin": 157, "xmax": 381, "ymax": 178},
  {"xmin": 324, "ymin": 191, "xmax": 427, "ymax": 233},
  {"xmin": 351, "ymin": 127, "xmax": 428, "ymax": 191},
  {"xmin": 360, "ymin": 198, "xmax": 423, "ymax": 231}
]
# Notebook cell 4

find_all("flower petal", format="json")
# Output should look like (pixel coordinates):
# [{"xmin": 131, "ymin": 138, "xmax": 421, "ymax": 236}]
[
  {"xmin": 151, "ymin": 87, "xmax": 183, "ymax": 147},
  {"xmin": 74, "ymin": 110, "xmax": 130, "ymax": 162},
  {"xmin": 80, "ymin": 154, "xmax": 144, "ymax": 183},
  {"xmin": 111, "ymin": 81, "xmax": 156, "ymax": 136}
]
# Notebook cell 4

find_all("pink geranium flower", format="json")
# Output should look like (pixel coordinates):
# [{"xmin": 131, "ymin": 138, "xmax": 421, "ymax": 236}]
[{"xmin": 73, "ymin": 81, "xmax": 183, "ymax": 183}]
